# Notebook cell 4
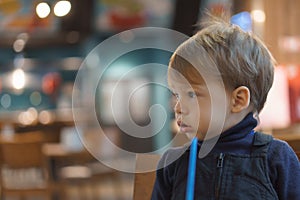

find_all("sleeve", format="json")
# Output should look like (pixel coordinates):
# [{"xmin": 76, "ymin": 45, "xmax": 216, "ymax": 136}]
[{"xmin": 268, "ymin": 139, "xmax": 300, "ymax": 200}]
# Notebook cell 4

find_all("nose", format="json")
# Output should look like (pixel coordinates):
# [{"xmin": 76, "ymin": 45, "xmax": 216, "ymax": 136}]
[{"xmin": 174, "ymin": 100, "xmax": 186, "ymax": 115}]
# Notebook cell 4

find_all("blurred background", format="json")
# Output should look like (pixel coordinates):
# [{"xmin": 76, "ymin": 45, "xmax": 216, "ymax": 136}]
[{"xmin": 0, "ymin": 0, "xmax": 299, "ymax": 199}]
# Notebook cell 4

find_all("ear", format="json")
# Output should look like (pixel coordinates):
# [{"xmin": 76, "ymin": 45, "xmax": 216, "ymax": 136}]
[{"xmin": 231, "ymin": 86, "xmax": 251, "ymax": 113}]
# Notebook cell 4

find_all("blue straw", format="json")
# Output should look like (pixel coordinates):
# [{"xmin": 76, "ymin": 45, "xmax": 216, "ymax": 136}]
[{"xmin": 185, "ymin": 137, "xmax": 198, "ymax": 200}]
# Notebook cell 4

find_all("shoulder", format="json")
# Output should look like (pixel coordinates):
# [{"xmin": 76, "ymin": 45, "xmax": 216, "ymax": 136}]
[
  {"xmin": 269, "ymin": 138, "xmax": 295, "ymax": 155},
  {"xmin": 268, "ymin": 138, "xmax": 299, "ymax": 167},
  {"xmin": 254, "ymin": 132, "xmax": 294, "ymax": 155},
  {"xmin": 267, "ymin": 138, "xmax": 300, "ymax": 199}
]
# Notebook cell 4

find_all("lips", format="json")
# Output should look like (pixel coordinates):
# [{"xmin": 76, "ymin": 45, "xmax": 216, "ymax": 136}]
[{"xmin": 177, "ymin": 120, "xmax": 193, "ymax": 133}]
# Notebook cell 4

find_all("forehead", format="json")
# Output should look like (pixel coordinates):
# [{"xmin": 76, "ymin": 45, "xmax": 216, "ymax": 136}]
[
  {"xmin": 168, "ymin": 66, "xmax": 205, "ymax": 85},
  {"xmin": 168, "ymin": 61, "xmax": 205, "ymax": 84},
  {"xmin": 168, "ymin": 76, "xmax": 207, "ymax": 91},
  {"xmin": 168, "ymin": 71, "xmax": 228, "ymax": 95}
]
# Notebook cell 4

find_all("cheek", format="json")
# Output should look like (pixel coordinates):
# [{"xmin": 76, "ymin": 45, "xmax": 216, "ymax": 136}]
[
  {"xmin": 188, "ymin": 100, "xmax": 206, "ymax": 119},
  {"xmin": 196, "ymin": 99, "xmax": 212, "ymax": 124},
  {"xmin": 197, "ymin": 98, "xmax": 212, "ymax": 113}
]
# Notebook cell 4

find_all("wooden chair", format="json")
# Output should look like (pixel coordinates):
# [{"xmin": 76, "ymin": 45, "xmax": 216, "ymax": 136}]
[
  {"xmin": 43, "ymin": 143, "xmax": 123, "ymax": 200},
  {"xmin": 42, "ymin": 127, "xmax": 124, "ymax": 200},
  {"xmin": 133, "ymin": 154, "xmax": 161, "ymax": 200},
  {"xmin": 0, "ymin": 132, "xmax": 53, "ymax": 200}
]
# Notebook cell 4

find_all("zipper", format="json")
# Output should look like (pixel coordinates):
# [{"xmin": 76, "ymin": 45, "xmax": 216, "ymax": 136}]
[{"xmin": 215, "ymin": 153, "xmax": 225, "ymax": 199}]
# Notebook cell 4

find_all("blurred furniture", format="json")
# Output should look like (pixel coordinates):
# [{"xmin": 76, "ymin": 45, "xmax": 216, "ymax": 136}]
[
  {"xmin": 133, "ymin": 154, "xmax": 160, "ymax": 200},
  {"xmin": 42, "ymin": 127, "xmax": 123, "ymax": 200},
  {"xmin": 0, "ymin": 109, "xmax": 75, "ymax": 135},
  {"xmin": 0, "ymin": 131, "xmax": 57, "ymax": 200}
]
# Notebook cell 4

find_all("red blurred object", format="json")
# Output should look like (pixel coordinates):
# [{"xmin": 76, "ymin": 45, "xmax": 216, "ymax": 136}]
[
  {"xmin": 42, "ymin": 72, "xmax": 61, "ymax": 95},
  {"xmin": 287, "ymin": 65, "xmax": 300, "ymax": 123},
  {"xmin": 109, "ymin": 11, "xmax": 145, "ymax": 30}
]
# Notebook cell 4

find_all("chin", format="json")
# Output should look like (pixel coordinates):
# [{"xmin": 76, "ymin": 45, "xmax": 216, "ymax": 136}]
[
  {"xmin": 195, "ymin": 132, "xmax": 206, "ymax": 141},
  {"xmin": 185, "ymin": 132, "xmax": 197, "ymax": 140}
]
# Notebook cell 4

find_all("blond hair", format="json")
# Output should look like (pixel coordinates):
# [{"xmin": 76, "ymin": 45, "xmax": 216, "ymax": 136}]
[{"xmin": 169, "ymin": 16, "xmax": 275, "ymax": 114}]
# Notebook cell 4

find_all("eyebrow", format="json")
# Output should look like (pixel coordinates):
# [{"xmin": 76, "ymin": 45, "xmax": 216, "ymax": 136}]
[{"xmin": 191, "ymin": 84, "xmax": 207, "ymax": 91}]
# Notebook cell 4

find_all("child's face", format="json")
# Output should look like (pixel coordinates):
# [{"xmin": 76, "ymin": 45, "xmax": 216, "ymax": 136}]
[{"xmin": 169, "ymin": 74, "xmax": 231, "ymax": 140}]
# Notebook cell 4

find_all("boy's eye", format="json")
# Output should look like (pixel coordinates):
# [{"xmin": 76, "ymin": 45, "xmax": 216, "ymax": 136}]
[{"xmin": 188, "ymin": 91, "xmax": 197, "ymax": 98}]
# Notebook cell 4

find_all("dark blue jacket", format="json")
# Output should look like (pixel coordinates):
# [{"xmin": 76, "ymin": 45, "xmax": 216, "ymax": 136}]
[{"xmin": 151, "ymin": 113, "xmax": 300, "ymax": 199}]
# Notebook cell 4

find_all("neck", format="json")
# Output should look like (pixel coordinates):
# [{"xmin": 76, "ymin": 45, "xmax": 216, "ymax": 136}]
[{"xmin": 223, "ymin": 110, "xmax": 253, "ymax": 133}]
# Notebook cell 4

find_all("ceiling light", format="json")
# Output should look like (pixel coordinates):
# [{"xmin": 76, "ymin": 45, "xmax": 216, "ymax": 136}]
[
  {"xmin": 54, "ymin": 0, "xmax": 71, "ymax": 17},
  {"xmin": 36, "ymin": 2, "xmax": 51, "ymax": 18},
  {"xmin": 12, "ymin": 69, "xmax": 25, "ymax": 90}
]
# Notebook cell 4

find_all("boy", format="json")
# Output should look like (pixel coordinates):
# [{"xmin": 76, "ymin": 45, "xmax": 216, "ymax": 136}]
[{"xmin": 151, "ymin": 16, "xmax": 300, "ymax": 199}]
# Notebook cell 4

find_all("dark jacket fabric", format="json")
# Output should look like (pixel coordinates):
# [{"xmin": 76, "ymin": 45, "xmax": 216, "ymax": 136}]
[{"xmin": 151, "ymin": 113, "xmax": 300, "ymax": 200}]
